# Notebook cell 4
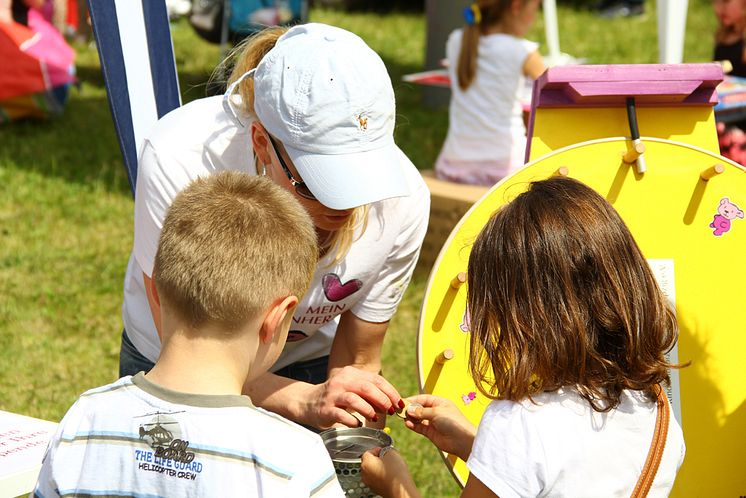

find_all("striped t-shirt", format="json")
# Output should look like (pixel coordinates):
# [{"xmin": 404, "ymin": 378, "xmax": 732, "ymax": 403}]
[{"xmin": 33, "ymin": 373, "xmax": 344, "ymax": 497}]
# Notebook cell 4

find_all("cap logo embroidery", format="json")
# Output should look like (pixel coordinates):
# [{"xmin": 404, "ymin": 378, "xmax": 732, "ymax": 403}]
[{"xmin": 357, "ymin": 113, "xmax": 368, "ymax": 131}]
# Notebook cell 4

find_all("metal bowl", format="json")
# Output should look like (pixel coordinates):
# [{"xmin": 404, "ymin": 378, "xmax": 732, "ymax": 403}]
[{"xmin": 319, "ymin": 427, "xmax": 393, "ymax": 498}]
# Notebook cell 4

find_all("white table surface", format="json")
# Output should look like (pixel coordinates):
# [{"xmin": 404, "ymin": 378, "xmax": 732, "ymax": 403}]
[{"xmin": 0, "ymin": 410, "xmax": 58, "ymax": 498}]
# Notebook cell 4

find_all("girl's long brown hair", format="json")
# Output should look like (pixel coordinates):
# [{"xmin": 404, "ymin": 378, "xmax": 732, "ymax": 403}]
[
  {"xmin": 457, "ymin": 0, "xmax": 512, "ymax": 90},
  {"xmin": 466, "ymin": 177, "xmax": 681, "ymax": 411}
]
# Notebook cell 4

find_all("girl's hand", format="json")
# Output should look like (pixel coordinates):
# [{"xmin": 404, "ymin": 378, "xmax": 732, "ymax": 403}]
[
  {"xmin": 403, "ymin": 394, "xmax": 477, "ymax": 461},
  {"xmin": 361, "ymin": 447, "xmax": 421, "ymax": 498},
  {"xmin": 303, "ymin": 366, "xmax": 402, "ymax": 429}
]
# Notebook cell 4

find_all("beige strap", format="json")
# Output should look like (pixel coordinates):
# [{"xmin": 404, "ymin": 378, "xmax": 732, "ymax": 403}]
[{"xmin": 630, "ymin": 385, "xmax": 670, "ymax": 498}]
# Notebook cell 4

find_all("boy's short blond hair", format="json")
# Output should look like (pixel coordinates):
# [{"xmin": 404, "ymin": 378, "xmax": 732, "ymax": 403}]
[{"xmin": 153, "ymin": 171, "xmax": 318, "ymax": 331}]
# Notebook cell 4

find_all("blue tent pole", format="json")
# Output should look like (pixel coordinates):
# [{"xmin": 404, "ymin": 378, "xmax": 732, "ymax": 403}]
[{"xmin": 88, "ymin": 0, "xmax": 182, "ymax": 195}]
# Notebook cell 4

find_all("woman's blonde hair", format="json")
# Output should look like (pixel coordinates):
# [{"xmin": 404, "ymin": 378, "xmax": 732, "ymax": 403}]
[
  {"xmin": 457, "ymin": 0, "xmax": 517, "ymax": 90},
  {"xmin": 319, "ymin": 206, "xmax": 370, "ymax": 265},
  {"xmin": 466, "ymin": 177, "xmax": 683, "ymax": 412},
  {"xmin": 218, "ymin": 26, "xmax": 369, "ymax": 264}
]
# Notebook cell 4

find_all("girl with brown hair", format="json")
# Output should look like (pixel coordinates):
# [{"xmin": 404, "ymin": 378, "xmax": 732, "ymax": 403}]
[
  {"xmin": 434, "ymin": 0, "xmax": 545, "ymax": 186},
  {"xmin": 362, "ymin": 177, "xmax": 685, "ymax": 497}
]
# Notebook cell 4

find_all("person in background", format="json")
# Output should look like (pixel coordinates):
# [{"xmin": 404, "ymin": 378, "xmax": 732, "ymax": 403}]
[
  {"xmin": 434, "ymin": 0, "xmax": 545, "ymax": 186},
  {"xmin": 713, "ymin": 0, "xmax": 746, "ymax": 164},
  {"xmin": 7, "ymin": 0, "xmax": 43, "ymax": 25},
  {"xmin": 597, "ymin": 0, "xmax": 645, "ymax": 18},
  {"xmin": 33, "ymin": 172, "xmax": 344, "ymax": 497},
  {"xmin": 121, "ymin": 23, "xmax": 430, "ymax": 430},
  {"xmin": 714, "ymin": 0, "xmax": 746, "ymax": 76},
  {"xmin": 361, "ymin": 177, "xmax": 686, "ymax": 498}
]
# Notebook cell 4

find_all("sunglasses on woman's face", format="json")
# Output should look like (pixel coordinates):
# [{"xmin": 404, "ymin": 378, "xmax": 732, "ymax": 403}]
[{"xmin": 267, "ymin": 135, "xmax": 317, "ymax": 201}]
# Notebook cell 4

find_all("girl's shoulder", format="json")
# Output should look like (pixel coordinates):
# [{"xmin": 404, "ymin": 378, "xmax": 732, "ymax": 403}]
[
  {"xmin": 448, "ymin": 27, "xmax": 463, "ymax": 39},
  {"xmin": 485, "ymin": 387, "xmax": 655, "ymax": 420},
  {"xmin": 446, "ymin": 28, "xmax": 463, "ymax": 50},
  {"xmin": 480, "ymin": 33, "xmax": 538, "ymax": 52}
]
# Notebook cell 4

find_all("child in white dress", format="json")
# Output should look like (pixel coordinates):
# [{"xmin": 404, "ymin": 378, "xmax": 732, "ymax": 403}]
[
  {"xmin": 436, "ymin": 0, "xmax": 545, "ymax": 186},
  {"xmin": 361, "ymin": 177, "xmax": 686, "ymax": 497}
]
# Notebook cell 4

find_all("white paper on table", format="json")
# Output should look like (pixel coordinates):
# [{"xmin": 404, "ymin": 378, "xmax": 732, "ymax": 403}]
[{"xmin": 0, "ymin": 410, "xmax": 58, "ymax": 497}]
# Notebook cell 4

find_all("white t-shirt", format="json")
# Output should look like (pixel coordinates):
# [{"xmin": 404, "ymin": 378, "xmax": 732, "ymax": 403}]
[
  {"xmin": 467, "ymin": 388, "xmax": 685, "ymax": 497},
  {"xmin": 122, "ymin": 96, "xmax": 430, "ymax": 368},
  {"xmin": 438, "ymin": 30, "xmax": 537, "ymax": 169},
  {"xmin": 33, "ymin": 374, "xmax": 345, "ymax": 497}
]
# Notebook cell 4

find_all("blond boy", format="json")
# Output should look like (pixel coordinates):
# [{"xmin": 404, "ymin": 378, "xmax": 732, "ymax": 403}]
[{"xmin": 33, "ymin": 172, "xmax": 344, "ymax": 497}]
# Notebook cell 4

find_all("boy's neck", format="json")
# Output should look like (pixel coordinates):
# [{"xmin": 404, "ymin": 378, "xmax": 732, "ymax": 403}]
[{"xmin": 145, "ymin": 322, "xmax": 258, "ymax": 397}]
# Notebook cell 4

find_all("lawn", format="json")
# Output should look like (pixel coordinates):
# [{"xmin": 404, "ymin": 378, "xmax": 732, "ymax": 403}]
[{"xmin": 0, "ymin": 1, "xmax": 717, "ymax": 496}]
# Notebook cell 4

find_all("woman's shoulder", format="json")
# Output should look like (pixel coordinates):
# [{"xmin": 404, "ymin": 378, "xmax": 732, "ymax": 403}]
[
  {"xmin": 147, "ymin": 95, "xmax": 248, "ymax": 148},
  {"xmin": 143, "ymin": 95, "xmax": 253, "ymax": 173},
  {"xmin": 153, "ymin": 96, "xmax": 223, "ymax": 128}
]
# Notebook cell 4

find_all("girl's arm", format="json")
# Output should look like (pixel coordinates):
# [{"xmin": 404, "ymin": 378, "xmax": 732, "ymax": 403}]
[
  {"xmin": 523, "ymin": 50, "xmax": 546, "ymax": 80},
  {"xmin": 404, "ymin": 394, "xmax": 477, "ymax": 461},
  {"xmin": 462, "ymin": 475, "xmax": 500, "ymax": 498},
  {"xmin": 361, "ymin": 448, "xmax": 421, "ymax": 498},
  {"xmin": 361, "ymin": 448, "xmax": 499, "ymax": 498}
]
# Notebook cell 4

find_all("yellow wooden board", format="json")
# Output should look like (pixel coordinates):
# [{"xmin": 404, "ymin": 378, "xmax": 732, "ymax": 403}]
[
  {"xmin": 528, "ymin": 106, "xmax": 721, "ymax": 161},
  {"xmin": 418, "ymin": 137, "xmax": 746, "ymax": 495}
]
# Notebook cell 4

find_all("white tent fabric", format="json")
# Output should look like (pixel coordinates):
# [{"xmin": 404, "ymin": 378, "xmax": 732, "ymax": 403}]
[
  {"xmin": 88, "ymin": 0, "xmax": 182, "ymax": 194},
  {"xmin": 657, "ymin": 0, "xmax": 689, "ymax": 64},
  {"xmin": 542, "ymin": 0, "xmax": 689, "ymax": 65}
]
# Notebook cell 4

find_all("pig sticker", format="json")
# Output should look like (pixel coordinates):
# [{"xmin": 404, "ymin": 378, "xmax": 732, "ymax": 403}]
[{"xmin": 710, "ymin": 197, "xmax": 744, "ymax": 236}]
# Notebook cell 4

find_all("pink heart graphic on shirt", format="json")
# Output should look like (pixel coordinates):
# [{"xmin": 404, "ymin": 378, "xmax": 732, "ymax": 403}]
[{"xmin": 322, "ymin": 273, "xmax": 363, "ymax": 302}]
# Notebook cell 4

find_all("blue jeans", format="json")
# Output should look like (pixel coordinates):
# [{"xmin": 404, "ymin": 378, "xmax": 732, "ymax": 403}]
[
  {"xmin": 119, "ymin": 329, "xmax": 329, "ymax": 385},
  {"xmin": 273, "ymin": 355, "xmax": 329, "ymax": 385},
  {"xmin": 119, "ymin": 329, "xmax": 155, "ymax": 377}
]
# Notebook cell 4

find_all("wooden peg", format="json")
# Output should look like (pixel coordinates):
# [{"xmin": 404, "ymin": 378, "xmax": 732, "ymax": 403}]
[
  {"xmin": 450, "ymin": 272, "xmax": 466, "ymax": 289},
  {"xmin": 700, "ymin": 163, "xmax": 725, "ymax": 181},
  {"xmin": 433, "ymin": 275, "xmax": 464, "ymax": 331},
  {"xmin": 436, "ymin": 349, "xmax": 454, "ymax": 365},
  {"xmin": 553, "ymin": 166, "xmax": 569, "ymax": 177},
  {"xmin": 424, "ymin": 350, "xmax": 452, "ymax": 391},
  {"xmin": 622, "ymin": 141, "xmax": 645, "ymax": 164}
]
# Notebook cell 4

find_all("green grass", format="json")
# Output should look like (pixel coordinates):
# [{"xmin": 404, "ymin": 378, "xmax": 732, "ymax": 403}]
[{"xmin": 0, "ymin": 1, "xmax": 718, "ymax": 496}]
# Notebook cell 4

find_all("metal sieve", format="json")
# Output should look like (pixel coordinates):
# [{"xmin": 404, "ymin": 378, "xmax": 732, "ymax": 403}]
[{"xmin": 319, "ymin": 427, "xmax": 393, "ymax": 498}]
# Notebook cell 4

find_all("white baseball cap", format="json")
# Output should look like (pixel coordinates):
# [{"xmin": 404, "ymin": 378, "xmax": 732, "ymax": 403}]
[{"xmin": 252, "ymin": 23, "xmax": 410, "ymax": 210}]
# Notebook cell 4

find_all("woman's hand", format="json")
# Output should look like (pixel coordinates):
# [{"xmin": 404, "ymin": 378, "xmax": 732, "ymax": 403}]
[
  {"xmin": 403, "ymin": 394, "xmax": 477, "ymax": 461},
  {"xmin": 361, "ymin": 447, "xmax": 421, "ymax": 498},
  {"xmin": 303, "ymin": 365, "xmax": 403, "ymax": 429}
]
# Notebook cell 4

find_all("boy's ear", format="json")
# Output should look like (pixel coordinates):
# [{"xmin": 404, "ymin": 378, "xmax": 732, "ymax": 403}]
[{"xmin": 259, "ymin": 295, "xmax": 299, "ymax": 344}]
